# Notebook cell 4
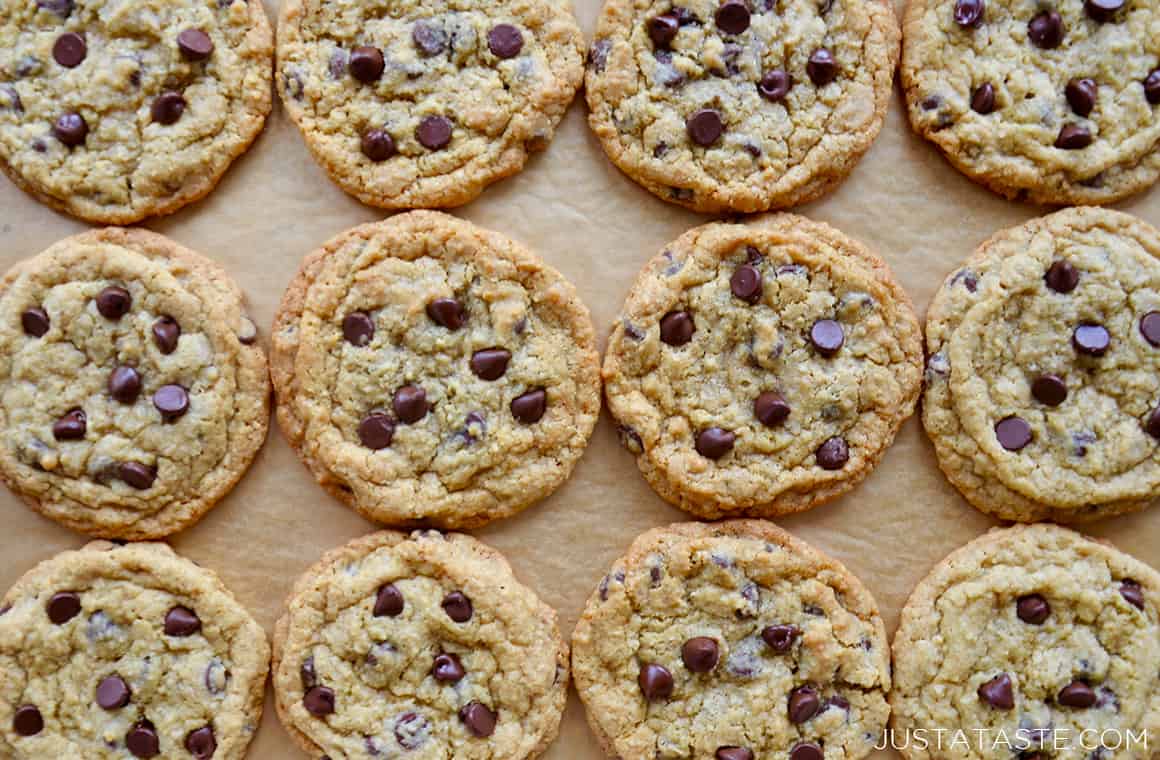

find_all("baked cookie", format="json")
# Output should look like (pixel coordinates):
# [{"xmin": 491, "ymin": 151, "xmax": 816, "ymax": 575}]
[
  {"xmin": 572, "ymin": 520, "xmax": 891, "ymax": 760},
  {"xmin": 276, "ymin": 0, "xmax": 584, "ymax": 209},
  {"xmin": 603, "ymin": 214, "xmax": 922, "ymax": 520},
  {"xmin": 585, "ymin": 0, "xmax": 899, "ymax": 213},
  {"xmin": 272, "ymin": 530, "xmax": 569, "ymax": 759},
  {"xmin": 0, "ymin": 0, "xmax": 273, "ymax": 224},
  {"xmin": 271, "ymin": 211, "xmax": 600, "ymax": 529},
  {"xmin": 924, "ymin": 207, "xmax": 1160, "ymax": 523},
  {"xmin": 902, "ymin": 0, "xmax": 1160, "ymax": 205},
  {"xmin": 891, "ymin": 524, "xmax": 1160, "ymax": 760},
  {"xmin": 0, "ymin": 227, "xmax": 270, "ymax": 539},
  {"xmin": 0, "ymin": 540, "xmax": 270, "ymax": 760}
]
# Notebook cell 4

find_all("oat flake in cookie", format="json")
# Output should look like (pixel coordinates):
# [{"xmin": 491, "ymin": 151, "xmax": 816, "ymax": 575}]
[
  {"xmin": 0, "ymin": 227, "xmax": 269, "ymax": 539},
  {"xmin": 603, "ymin": 214, "xmax": 922, "ymax": 520},
  {"xmin": 891, "ymin": 524, "xmax": 1160, "ymax": 760},
  {"xmin": 276, "ymin": 0, "xmax": 584, "ymax": 209},
  {"xmin": 0, "ymin": 541, "xmax": 269, "ymax": 759},
  {"xmin": 0, "ymin": 0, "xmax": 272, "ymax": 224},
  {"xmin": 924, "ymin": 207, "xmax": 1160, "ymax": 523},
  {"xmin": 272, "ymin": 530, "xmax": 569, "ymax": 759},
  {"xmin": 585, "ymin": 0, "xmax": 900, "ymax": 213},
  {"xmin": 573, "ymin": 520, "xmax": 891, "ymax": 760},
  {"xmin": 271, "ymin": 211, "xmax": 600, "ymax": 529}
]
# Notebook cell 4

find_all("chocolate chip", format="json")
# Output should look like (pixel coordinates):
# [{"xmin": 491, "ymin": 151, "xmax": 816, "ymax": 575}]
[
  {"xmin": 648, "ymin": 13, "xmax": 680, "ymax": 47},
  {"xmin": 443, "ymin": 591, "xmax": 473, "ymax": 622},
  {"xmin": 1085, "ymin": 0, "xmax": 1122, "ymax": 21},
  {"xmin": 36, "ymin": 0, "xmax": 72, "ymax": 16},
  {"xmin": 13, "ymin": 705, "xmax": 42, "ymax": 736},
  {"xmin": 681, "ymin": 637, "xmax": 719, "ymax": 672},
  {"xmin": 995, "ymin": 416, "xmax": 1032, "ymax": 451},
  {"xmin": 1121, "ymin": 579, "xmax": 1145, "ymax": 609},
  {"xmin": 717, "ymin": 748, "xmax": 754, "ymax": 760},
  {"xmin": 806, "ymin": 48, "xmax": 837, "ymax": 86},
  {"xmin": 789, "ymin": 685, "xmax": 821, "ymax": 723},
  {"xmin": 1028, "ymin": 11, "xmax": 1063, "ymax": 49},
  {"xmin": 459, "ymin": 702, "xmax": 496, "ymax": 737},
  {"xmin": 1045, "ymin": 260, "xmax": 1079, "ymax": 293},
  {"xmin": 696, "ymin": 427, "xmax": 735, "ymax": 459},
  {"xmin": 790, "ymin": 742, "xmax": 823, "ymax": 760},
  {"xmin": 416, "ymin": 116, "xmax": 453, "ymax": 150},
  {"xmin": 393, "ymin": 385, "xmax": 428, "ymax": 424},
  {"xmin": 96, "ymin": 675, "xmax": 131, "ymax": 709},
  {"xmin": 108, "ymin": 366, "xmax": 142, "ymax": 404},
  {"xmin": 185, "ymin": 726, "xmax": 216, "ymax": 760},
  {"xmin": 758, "ymin": 70, "xmax": 792, "ymax": 102},
  {"xmin": 21, "ymin": 307, "xmax": 49, "ymax": 337},
  {"xmin": 1073, "ymin": 323, "xmax": 1110, "ymax": 356},
  {"xmin": 755, "ymin": 391, "xmax": 791, "ymax": 427},
  {"xmin": 361, "ymin": 129, "xmax": 396, "ymax": 161},
  {"xmin": 816, "ymin": 437, "xmax": 849, "ymax": 469},
  {"xmin": 53, "ymin": 111, "xmax": 88, "ymax": 146},
  {"xmin": 1058, "ymin": 680, "xmax": 1097, "ymax": 708},
  {"xmin": 687, "ymin": 108, "xmax": 724, "ymax": 146},
  {"xmin": 511, "ymin": 389, "xmax": 547, "ymax": 424},
  {"xmin": 1017, "ymin": 594, "xmax": 1050, "ymax": 624},
  {"xmin": 638, "ymin": 663, "xmax": 674, "ymax": 700},
  {"xmin": 374, "ymin": 584, "xmax": 404, "ymax": 617},
  {"xmin": 730, "ymin": 264, "xmax": 762, "ymax": 302},
  {"xmin": 53, "ymin": 408, "xmax": 86, "ymax": 440},
  {"xmin": 427, "ymin": 298, "xmax": 465, "ymax": 329},
  {"xmin": 488, "ymin": 24, "xmax": 523, "ymax": 58},
  {"xmin": 978, "ymin": 673, "xmax": 1015, "ymax": 709},
  {"xmin": 1146, "ymin": 407, "xmax": 1160, "ymax": 439},
  {"xmin": 359, "ymin": 412, "xmax": 395, "ymax": 449},
  {"xmin": 470, "ymin": 348, "xmax": 511, "ymax": 380},
  {"xmin": 178, "ymin": 29, "xmax": 214, "ymax": 61},
  {"xmin": 1031, "ymin": 374, "xmax": 1067, "ymax": 406},
  {"xmin": 762, "ymin": 624, "xmax": 800, "ymax": 652},
  {"xmin": 164, "ymin": 606, "xmax": 201, "ymax": 636},
  {"xmin": 47, "ymin": 591, "xmax": 81, "ymax": 624},
  {"xmin": 1146, "ymin": 70, "xmax": 1160, "ymax": 105},
  {"xmin": 126, "ymin": 721, "xmax": 160, "ymax": 758},
  {"xmin": 1056, "ymin": 124, "xmax": 1092, "ymax": 150},
  {"xmin": 52, "ymin": 32, "xmax": 86, "ymax": 67},
  {"xmin": 151, "ymin": 91, "xmax": 185, "ymax": 124},
  {"xmin": 96, "ymin": 286, "xmax": 131, "ymax": 319},
  {"xmin": 119, "ymin": 462, "xmax": 156, "ymax": 489},
  {"xmin": 153, "ymin": 384, "xmax": 189, "ymax": 422},
  {"xmin": 660, "ymin": 310, "xmax": 695, "ymax": 345},
  {"xmin": 810, "ymin": 319, "xmax": 844, "ymax": 356},
  {"xmin": 971, "ymin": 82, "xmax": 996, "ymax": 114},
  {"xmin": 1066, "ymin": 78, "xmax": 1097, "ymax": 117},
  {"xmin": 432, "ymin": 652, "xmax": 465, "ymax": 682},
  {"xmin": 1139, "ymin": 312, "xmax": 1160, "ymax": 346},
  {"xmin": 412, "ymin": 22, "xmax": 446, "ymax": 56},
  {"xmin": 304, "ymin": 686, "xmax": 335, "ymax": 717},
  {"xmin": 342, "ymin": 311, "xmax": 374, "ymax": 346},
  {"xmin": 349, "ymin": 46, "xmax": 384, "ymax": 83},
  {"xmin": 715, "ymin": 0, "xmax": 751, "ymax": 34},
  {"xmin": 954, "ymin": 0, "xmax": 984, "ymax": 26},
  {"xmin": 299, "ymin": 658, "xmax": 317, "ymax": 690}
]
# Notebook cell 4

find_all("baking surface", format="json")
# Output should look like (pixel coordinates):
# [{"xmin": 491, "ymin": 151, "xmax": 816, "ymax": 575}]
[{"xmin": 0, "ymin": 0, "xmax": 1158, "ymax": 756}]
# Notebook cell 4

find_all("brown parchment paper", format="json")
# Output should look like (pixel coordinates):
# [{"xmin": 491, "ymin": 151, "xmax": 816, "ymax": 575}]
[{"xmin": 1, "ymin": 0, "xmax": 1159, "ymax": 756}]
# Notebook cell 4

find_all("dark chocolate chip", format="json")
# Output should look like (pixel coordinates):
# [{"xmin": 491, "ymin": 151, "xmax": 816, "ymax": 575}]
[
  {"xmin": 96, "ymin": 675, "xmax": 131, "ymax": 709},
  {"xmin": 717, "ymin": 748, "xmax": 754, "ymax": 760},
  {"xmin": 348, "ymin": 46, "xmax": 384, "ymax": 83},
  {"xmin": 427, "ymin": 298, "xmax": 465, "ymax": 329},
  {"xmin": 151, "ymin": 91, "xmax": 185, "ymax": 124},
  {"xmin": 96, "ymin": 286, "xmax": 131, "ymax": 319},
  {"xmin": 681, "ymin": 637, "xmax": 719, "ymax": 672},
  {"xmin": 816, "ymin": 437, "xmax": 849, "ymax": 469},
  {"xmin": 164, "ymin": 606, "xmax": 201, "ymax": 636},
  {"xmin": 954, "ymin": 0, "xmax": 985, "ymax": 26},
  {"xmin": 1045, "ymin": 260, "xmax": 1079, "ymax": 293},
  {"xmin": 660, "ymin": 310, "xmax": 695, "ymax": 345},
  {"xmin": 715, "ymin": 0, "xmax": 751, "ymax": 34},
  {"xmin": 1121, "ymin": 579, "xmax": 1145, "ymax": 609},
  {"xmin": 1056, "ymin": 124, "xmax": 1092, "ymax": 150},
  {"xmin": 647, "ymin": 14, "xmax": 680, "ymax": 47},
  {"xmin": 53, "ymin": 408, "xmax": 87, "ymax": 440},
  {"xmin": 36, "ymin": 0, "xmax": 73, "ymax": 16},
  {"xmin": 790, "ymin": 742, "xmax": 823, "ymax": 760},
  {"xmin": 1140, "ymin": 312, "xmax": 1160, "ymax": 346},
  {"xmin": 810, "ymin": 319, "xmax": 844, "ymax": 356},
  {"xmin": 470, "ymin": 348, "xmax": 511, "ymax": 380},
  {"xmin": 730, "ymin": 264, "xmax": 762, "ymax": 302},
  {"xmin": 696, "ymin": 427, "xmax": 735, "ymax": 459},
  {"xmin": 459, "ymin": 702, "xmax": 497, "ymax": 737},
  {"xmin": 412, "ymin": 22, "xmax": 447, "ymax": 56},
  {"xmin": 511, "ymin": 389, "xmax": 547, "ymax": 424},
  {"xmin": 1146, "ymin": 407, "xmax": 1160, "ymax": 439},
  {"xmin": 304, "ymin": 686, "xmax": 335, "ymax": 717},
  {"xmin": 1017, "ymin": 594, "xmax": 1050, "ymax": 624},
  {"xmin": 488, "ymin": 24, "xmax": 523, "ymax": 58},
  {"xmin": 1028, "ymin": 11, "xmax": 1063, "ymax": 49},
  {"xmin": 21, "ymin": 307, "xmax": 49, "ymax": 337},
  {"xmin": 374, "ymin": 584, "xmax": 404, "ymax": 617},
  {"xmin": 119, "ymin": 462, "xmax": 156, "ymax": 489},
  {"xmin": 1146, "ymin": 70, "xmax": 1160, "ymax": 105},
  {"xmin": 978, "ymin": 673, "xmax": 1015, "ymax": 709},
  {"xmin": 126, "ymin": 722, "xmax": 160, "ymax": 758},
  {"xmin": 393, "ymin": 385, "xmax": 428, "ymax": 424},
  {"xmin": 47, "ymin": 591, "xmax": 81, "ymax": 624},
  {"xmin": 358, "ymin": 412, "xmax": 395, "ymax": 449},
  {"xmin": 1073, "ymin": 323, "xmax": 1109, "ymax": 356},
  {"xmin": 178, "ymin": 29, "xmax": 214, "ymax": 61},
  {"xmin": 361, "ymin": 129, "xmax": 396, "ymax": 161},
  {"xmin": 788, "ymin": 685, "xmax": 821, "ymax": 723},
  {"xmin": 758, "ymin": 70, "xmax": 792, "ymax": 102},
  {"xmin": 687, "ymin": 108, "xmax": 724, "ymax": 146},
  {"xmin": 432, "ymin": 652, "xmax": 465, "ymax": 682},
  {"xmin": 1058, "ymin": 680, "xmax": 1097, "ymax": 708},
  {"xmin": 971, "ymin": 82, "xmax": 996, "ymax": 114},
  {"xmin": 52, "ymin": 32, "xmax": 86, "ymax": 67},
  {"xmin": 151, "ymin": 316, "xmax": 180, "ymax": 354},
  {"xmin": 1085, "ymin": 0, "xmax": 1122, "ymax": 21},
  {"xmin": 342, "ymin": 311, "xmax": 374, "ymax": 346},
  {"xmin": 443, "ymin": 591, "xmax": 473, "ymax": 622},
  {"xmin": 299, "ymin": 658, "xmax": 317, "ymax": 689},
  {"xmin": 153, "ymin": 384, "xmax": 189, "ymax": 422},
  {"xmin": 108, "ymin": 366, "xmax": 142, "ymax": 404},
  {"xmin": 1031, "ymin": 374, "xmax": 1067, "ymax": 406},
  {"xmin": 762, "ymin": 624, "xmax": 800, "ymax": 652},
  {"xmin": 755, "ymin": 391, "xmax": 790, "ymax": 427},
  {"xmin": 638, "ymin": 663, "xmax": 674, "ymax": 700},
  {"xmin": 185, "ymin": 726, "xmax": 216, "ymax": 760},
  {"xmin": 13, "ymin": 705, "xmax": 43, "ymax": 736},
  {"xmin": 1066, "ymin": 78, "xmax": 1097, "ymax": 117},
  {"xmin": 806, "ymin": 48, "xmax": 837, "ymax": 86},
  {"xmin": 416, "ymin": 116, "xmax": 453, "ymax": 150},
  {"xmin": 995, "ymin": 416, "xmax": 1032, "ymax": 451}
]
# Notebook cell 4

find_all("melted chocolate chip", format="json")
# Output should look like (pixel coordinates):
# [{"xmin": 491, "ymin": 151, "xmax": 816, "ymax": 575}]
[
  {"xmin": 164, "ymin": 606, "xmax": 201, "ymax": 636},
  {"xmin": 185, "ymin": 726, "xmax": 216, "ymax": 759},
  {"xmin": 790, "ymin": 742, "xmax": 823, "ymax": 760},
  {"xmin": 1045, "ymin": 260, "xmax": 1079, "ymax": 293},
  {"xmin": 470, "ymin": 348, "xmax": 511, "ymax": 380},
  {"xmin": 1085, "ymin": 0, "xmax": 1122, "ymax": 21},
  {"xmin": 119, "ymin": 462, "xmax": 156, "ymax": 489},
  {"xmin": 416, "ymin": 116, "xmax": 453, "ymax": 150},
  {"xmin": 151, "ymin": 316, "xmax": 180, "ymax": 354},
  {"xmin": 392, "ymin": 385, "xmax": 428, "ymax": 424},
  {"xmin": 432, "ymin": 652, "xmax": 465, "ymax": 682},
  {"xmin": 1146, "ymin": 407, "xmax": 1160, "ymax": 439},
  {"xmin": 54, "ymin": 111, "xmax": 88, "ymax": 146},
  {"xmin": 361, "ymin": 129, "xmax": 396, "ymax": 161},
  {"xmin": 717, "ymin": 748, "xmax": 754, "ymax": 760},
  {"xmin": 1140, "ymin": 312, "xmax": 1160, "ymax": 346},
  {"xmin": 488, "ymin": 24, "xmax": 524, "ymax": 58},
  {"xmin": 358, "ymin": 412, "xmax": 395, "ymax": 449},
  {"xmin": 681, "ymin": 637, "xmax": 719, "ymax": 672},
  {"xmin": 638, "ymin": 663, "xmax": 674, "ymax": 700},
  {"xmin": 758, "ymin": 69, "xmax": 792, "ymax": 102},
  {"xmin": 1121, "ymin": 579, "xmax": 1145, "ymax": 609},
  {"xmin": 762, "ymin": 624, "xmax": 800, "ymax": 652},
  {"xmin": 21, "ymin": 307, "xmax": 49, "ymax": 337},
  {"xmin": 1146, "ymin": 70, "xmax": 1160, "ymax": 105},
  {"xmin": 1073, "ymin": 323, "xmax": 1110, "ymax": 356},
  {"xmin": 151, "ymin": 91, "xmax": 185, "ymax": 124},
  {"xmin": 816, "ymin": 437, "xmax": 849, "ymax": 470},
  {"xmin": 413, "ymin": 22, "xmax": 447, "ymax": 56},
  {"xmin": 96, "ymin": 675, "xmax": 131, "ymax": 709},
  {"xmin": 806, "ymin": 48, "xmax": 837, "ymax": 85},
  {"xmin": 304, "ymin": 686, "xmax": 335, "ymax": 717},
  {"xmin": 374, "ymin": 584, "xmax": 404, "ymax": 617},
  {"xmin": 153, "ymin": 384, "xmax": 189, "ymax": 422},
  {"xmin": 730, "ymin": 264, "xmax": 762, "ymax": 302},
  {"xmin": 1056, "ymin": 124, "xmax": 1092, "ymax": 150},
  {"xmin": 53, "ymin": 408, "xmax": 87, "ymax": 441},
  {"xmin": 178, "ymin": 29, "xmax": 214, "ymax": 61},
  {"xmin": 443, "ymin": 591, "xmax": 473, "ymax": 622},
  {"xmin": 995, "ymin": 416, "xmax": 1032, "ymax": 451},
  {"xmin": 427, "ymin": 297, "xmax": 465, "ymax": 329},
  {"xmin": 108, "ymin": 366, "xmax": 142, "ymax": 404},
  {"xmin": 1017, "ymin": 594, "xmax": 1050, "ymax": 624},
  {"xmin": 810, "ymin": 319, "xmax": 844, "ymax": 356},
  {"xmin": 13, "ymin": 705, "xmax": 43, "ymax": 736},
  {"xmin": 715, "ymin": 0, "xmax": 751, "ymax": 34},
  {"xmin": 52, "ymin": 32, "xmax": 86, "ymax": 67},
  {"xmin": 1031, "ymin": 374, "xmax": 1067, "ymax": 406},
  {"xmin": 126, "ymin": 721, "xmax": 160, "ymax": 758},
  {"xmin": 978, "ymin": 673, "xmax": 1015, "ymax": 709},
  {"xmin": 459, "ymin": 702, "xmax": 497, "ymax": 737},
  {"xmin": 1066, "ymin": 78, "xmax": 1097, "ymax": 117},
  {"xmin": 755, "ymin": 391, "xmax": 790, "ymax": 427},
  {"xmin": 348, "ymin": 46, "xmax": 385, "ymax": 83},
  {"xmin": 342, "ymin": 311, "xmax": 374, "ymax": 346},
  {"xmin": 660, "ymin": 310, "xmax": 695, "ymax": 345},
  {"xmin": 511, "ymin": 389, "xmax": 547, "ymax": 424},
  {"xmin": 971, "ymin": 82, "xmax": 996, "ymax": 114},
  {"xmin": 1028, "ymin": 11, "xmax": 1063, "ymax": 48},
  {"xmin": 687, "ymin": 108, "xmax": 724, "ymax": 146},
  {"xmin": 1058, "ymin": 680, "xmax": 1097, "ymax": 708},
  {"xmin": 647, "ymin": 13, "xmax": 680, "ymax": 47},
  {"xmin": 696, "ymin": 427, "xmax": 735, "ymax": 459},
  {"xmin": 788, "ymin": 685, "xmax": 821, "ymax": 723},
  {"xmin": 96, "ymin": 286, "xmax": 131, "ymax": 319},
  {"xmin": 954, "ymin": 0, "xmax": 985, "ymax": 26}
]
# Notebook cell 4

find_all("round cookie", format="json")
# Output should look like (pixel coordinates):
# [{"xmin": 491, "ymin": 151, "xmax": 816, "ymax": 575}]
[
  {"xmin": 271, "ymin": 211, "xmax": 601, "ymax": 529},
  {"xmin": 0, "ymin": 0, "xmax": 273, "ymax": 224},
  {"xmin": 276, "ymin": 0, "xmax": 584, "ymax": 209},
  {"xmin": 0, "ymin": 540, "xmax": 270, "ymax": 760},
  {"xmin": 585, "ymin": 0, "xmax": 900, "ymax": 213},
  {"xmin": 0, "ymin": 227, "xmax": 270, "ymax": 539},
  {"xmin": 272, "ymin": 530, "xmax": 569, "ymax": 759},
  {"xmin": 924, "ymin": 207, "xmax": 1160, "ymax": 523},
  {"xmin": 572, "ymin": 520, "xmax": 891, "ymax": 760},
  {"xmin": 902, "ymin": 0, "xmax": 1160, "ymax": 205},
  {"xmin": 891, "ymin": 524, "xmax": 1160, "ymax": 760},
  {"xmin": 602, "ymin": 214, "xmax": 922, "ymax": 520}
]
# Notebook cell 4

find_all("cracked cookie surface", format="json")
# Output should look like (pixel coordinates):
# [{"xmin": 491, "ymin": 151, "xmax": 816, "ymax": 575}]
[
  {"xmin": 0, "ymin": 540, "xmax": 270, "ymax": 760},
  {"xmin": 602, "ymin": 214, "xmax": 922, "ymax": 520},
  {"xmin": 585, "ymin": 0, "xmax": 899, "ymax": 213},
  {"xmin": 0, "ymin": 0, "xmax": 272, "ymax": 224},
  {"xmin": 572, "ymin": 520, "xmax": 891, "ymax": 760},
  {"xmin": 272, "ymin": 530, "xmax": 569, "ymax": 760},
  {"xmin": 0, "ymin": 227, "xmax": 269, "ymax": 539},
  {"xmin": 902, "ymin": 0, "xmax": 1160, "ymax": 204},
  {"xmin": 271, "ymin": 211, "xmax": 600, "ymax": 529},
  {"xmin": 276, "ymin": 0, "xmax": 584, "ymax": 209},
  {"xmin": 923, "ymin": 207, "xmax": 1160, "ymax": 523},
  {"xmin": 891, "ymin": 524, "xmax": 1160, "ymax": 760}
]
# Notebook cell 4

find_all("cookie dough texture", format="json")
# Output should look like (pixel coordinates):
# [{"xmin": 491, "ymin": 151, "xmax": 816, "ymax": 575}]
[
  {"xmin": 0, "ymin": 541, "xmax": 270, "ymax": 759},
  {"xmin": 272, "ymin": 530, "xmax": 569, "ymax": 760},
  {"xmin": 271, "ymin": 211, "xmax": 600, "ymax": 529},
  {"xmin": 903, "ymin": 0, "xmax": 1160, "ymax": 204},
  {"xmin": 573, "ymin": 520, "xmax": 891, "ymax": 760},
  {"xmin": 276, "ymin": 0, "xmax": 584, "ymax": 209},
  {"xmin": 0, "ymin": 227, "xmax": 270, "ymax": 539},
  {"xmin": 0, "ymin": 0, "xmax": 273, "ymax": 223},
  {"xmin": 891, "ymin": 524, "xmax": 1160, "ymax": 760},
  {"xmin": 924, "ymin": 207, "xmax": 1160, "ymax": 523},
  {"xmin": 603, "ymin": 214, "xmax": 922, "ymax": 519},
  {"xmin": 585, "ymin": 0, "xmax": 899, "ymax": 213}
]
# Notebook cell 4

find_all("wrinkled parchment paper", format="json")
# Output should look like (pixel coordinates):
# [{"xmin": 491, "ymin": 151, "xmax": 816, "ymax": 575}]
[{"xmin": 2, "ymin": 0, "xmax": 1159, "ymax": 756}]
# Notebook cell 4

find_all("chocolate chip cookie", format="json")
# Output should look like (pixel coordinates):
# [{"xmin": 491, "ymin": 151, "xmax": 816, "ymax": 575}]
[
  {"xmin": 603, "ymin": 214, "xmax": 922, "ymax": 519},
  {"xmin": 272, "ymin": 530, "xmax": 569, "ymax": 759},
  {"xmin": 271, "ymin": 211, "xmax": 601, "ymax": 529},
  {"xmin": 891, "ymin": 523, "xmax": 1160, "ymax": 760},
  {"xmin": 0, "ymin": 540, "xmax": 269, "ymax": 759},
  {"xmin": 924, "ymin": 207, "xmax": 1160, "ymax": 523},
  {"xmin": 276, "ymin": 0, "xmax": 584, "ymax": 209},
  {"xmin": 572, "ymin": 520, "xmax": 891, "ymax": 760},
  {"xmin": 0, "ymin": 227, "xmax": 270, "ymax": 539},
  {"xmin": 0, "ymin": 0, "xmax": 273, "ymax": 224},
  {"xmin": 903, "ymin": 0, "xmax": 1160, "ymax": 204},
  {"xmin": 585, "ymin": 0, "xmax": 900, "ymax": 213}
]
